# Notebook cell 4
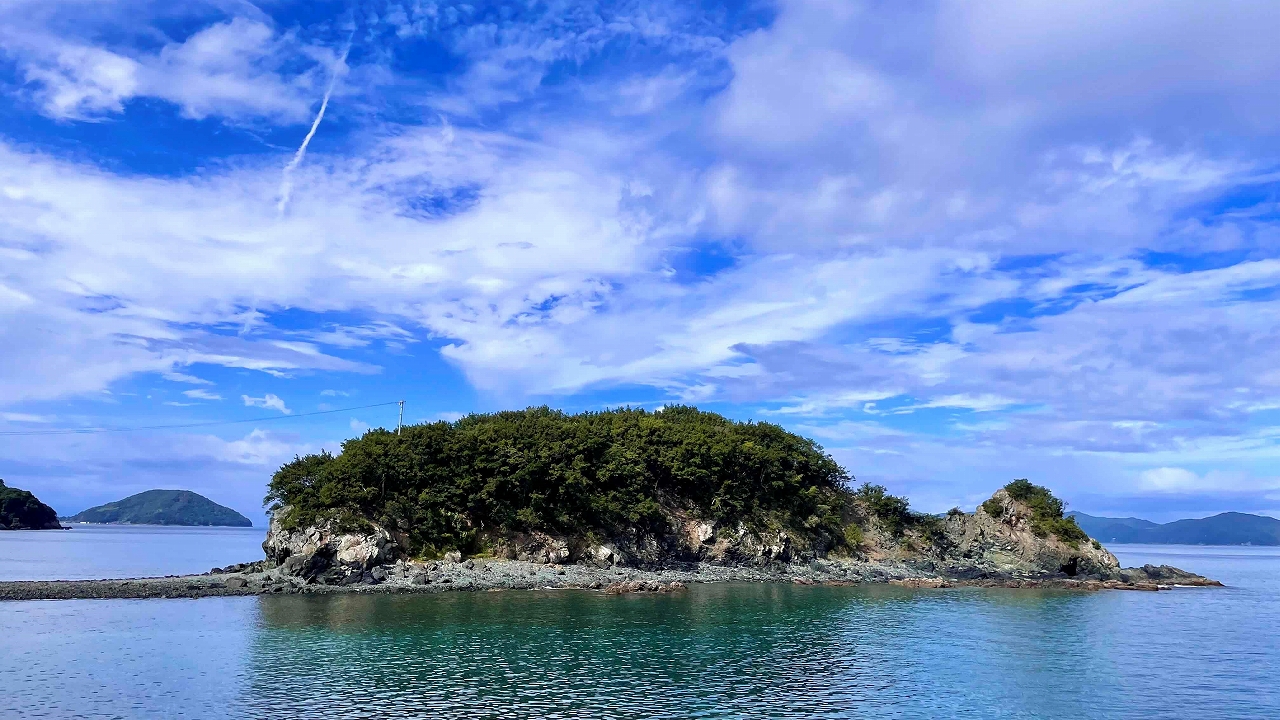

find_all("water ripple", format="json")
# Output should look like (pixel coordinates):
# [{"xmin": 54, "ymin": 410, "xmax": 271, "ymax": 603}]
[{"xmin": 3, "ymin": 546, "xmax": 1278, "ymax": 719}]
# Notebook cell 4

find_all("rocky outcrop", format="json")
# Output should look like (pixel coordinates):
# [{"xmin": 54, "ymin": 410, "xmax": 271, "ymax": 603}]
[
  {"xmin": 936, "ymin": 488, "xmax": 1121, "ymax": 579},
  {"xmin": 262, "ymin": 509, "xmax": 399, "ymax": 585},
  {"xmin": 477, "ymin": 514, "xmax": 811, "ymax": 569},
  {"xmin": 261, "ymin": 486, "xmax": 1206, "ymax": 590}
]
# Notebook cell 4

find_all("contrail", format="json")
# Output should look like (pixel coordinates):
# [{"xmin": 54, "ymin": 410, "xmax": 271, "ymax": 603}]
[{"xmin": 277, "ymin": 43, "xmax": 350, "ymax": 217}]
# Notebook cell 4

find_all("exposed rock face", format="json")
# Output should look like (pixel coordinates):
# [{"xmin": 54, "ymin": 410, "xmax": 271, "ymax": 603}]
[
  {"xmin": 937, "ymin": 489, "xmax": 1120, "ymax": 579},
  {"xmin": 263, "ymin": 508, "xmax": 399, "ymax": 585},
  {"xmin": 262, "ymin": 487, "xmax": 1185, "ymax": 587},
  {"xmin": 476, "ymin": 514, "xmax": 810, "ymax": 569}
]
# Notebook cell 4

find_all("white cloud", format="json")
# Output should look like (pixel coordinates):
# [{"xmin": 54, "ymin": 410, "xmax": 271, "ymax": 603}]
[
  {"xmin": 349, "ymin": 418, "xmax": 369, "ymax": 434},
  {"xmin": 163, "ymin": 372, "xmax": 213, "ymax": 385},
  {"xmin": 892, "ymin": 394, "xmax": 1020, "ymax": 414},
  {"xmin": 20, "ymin": 44, "xmax": 139, "ymax": 118},
  {"xmin": 1, "ymin": 412, "xmax": 52, "ymax": 423},
  {"xmin": 3, "ymin": 0, "xmax": 1280, "ymax": 517},
  {"xmin": 5, "ymin": 18, "xmax": 325, "ymax": 122},
  {"xmin": 243, "ymin": 394, "xmax": 290, "ymax": 414},
  {"xmin": 182, "ymin": 389, "xmax": 222, "ymax": 401},
  {"xmin": 1139, "ymin": 467, "xmax": 1202, "ymax": 492}
]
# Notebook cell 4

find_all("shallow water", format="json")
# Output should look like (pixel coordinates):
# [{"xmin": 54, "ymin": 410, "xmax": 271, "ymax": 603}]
[
  {"xmin": 0, "ymin": 525, "xmax": 266, "ymax": 581},
  {"xmin": 1, "ymin": 543, "xmax": 1277, "ymax": 719}
]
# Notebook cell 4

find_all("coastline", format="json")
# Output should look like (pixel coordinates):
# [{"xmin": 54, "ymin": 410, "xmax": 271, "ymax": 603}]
[{"xmin": 0, "ymin": 557, "xmax": 1221, "ymax": 601}]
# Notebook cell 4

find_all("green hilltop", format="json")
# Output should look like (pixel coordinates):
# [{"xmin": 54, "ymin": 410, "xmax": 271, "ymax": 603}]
[
  {"xmin": 267, "ymin": 405, "xmax": 964, "ymax": 560},
  {"xmin": 69, "ymin": 489, "xmax": 252, "ymax": 527},
  {"xmin": 0, "ymin": 479, "xmax": 62, "ymax": 530}
]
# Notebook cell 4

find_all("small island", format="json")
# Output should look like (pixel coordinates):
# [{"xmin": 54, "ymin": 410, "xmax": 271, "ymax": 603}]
[
  {"xmin": 0, "ymin": 407, "xmax": 1219, "ymax": 600},
  {"xmin": 0, "ymin": 479, "xmax": 62, "ymax": 530},
  {"xmin": 66, "ymin": 489, "xmax": 252, "ymax": 527}
]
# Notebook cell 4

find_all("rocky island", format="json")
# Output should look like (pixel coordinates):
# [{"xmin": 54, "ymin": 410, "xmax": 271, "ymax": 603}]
[{"xmin": 0, "ymin": 407, "xmax": 1218, "ymax": 600}]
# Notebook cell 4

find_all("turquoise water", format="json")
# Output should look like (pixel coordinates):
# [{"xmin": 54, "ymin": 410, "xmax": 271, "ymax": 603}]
[{"xmin": 1, "ymin": 544, "xmax": 1277, "ymax": 718}]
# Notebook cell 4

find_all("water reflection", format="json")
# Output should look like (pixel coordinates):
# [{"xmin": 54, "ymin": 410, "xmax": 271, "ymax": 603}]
[
  {"xmin": 240, "ymin": 585, "xmax": 1137, "ymax": 719},
  {"xmin": 3, "ymin": 566, "xmax": 1277, "ymax": 719}
]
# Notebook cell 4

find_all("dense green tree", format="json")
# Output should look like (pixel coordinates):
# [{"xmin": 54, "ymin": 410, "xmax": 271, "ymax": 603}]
[
  {"xmin": 266, "ymin": 406, "xmax": 868, "ymax": 557},
  {"xmin": 0, "ymin": 479, "xmax": 61, "ymax": 530}
]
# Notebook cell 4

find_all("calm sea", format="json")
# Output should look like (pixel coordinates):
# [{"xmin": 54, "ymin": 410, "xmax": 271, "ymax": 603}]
[
  {"xmin": 0, "ymin": 536, "xmax": 1277, "ymax": 719},
  {"xmin": 0, "ymin": 525, "xmax": 267, "ymax": 581}
]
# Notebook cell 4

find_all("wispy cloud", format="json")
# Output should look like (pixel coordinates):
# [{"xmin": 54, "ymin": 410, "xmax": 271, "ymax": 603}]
[
  {"xmin": 182, "ymin": 389, "xmax": 222, "ymax": 401},
  {"xmin": 163, "ymin": 372, "xmax": 212, "ymax": 386},
  {"xmin": 2, "ymin": 412, "xmax": 52, "ymax": 423},
  {"xmin": 243, "ymin": 394, "xmax": 291, "ymax": 415},
  {"xmin": 3, "ymin": 0, "xmax": 1280, "ymax": 517}
]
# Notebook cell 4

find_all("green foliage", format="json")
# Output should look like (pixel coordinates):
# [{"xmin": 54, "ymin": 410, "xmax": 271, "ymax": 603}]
[
  {"xmin": 947, "ymin": 507, "xmax": 964, "ymax": 517},
  {"xmin": 69, "ymin": 490, "xmax": 251, "ymax": 527},
  {"xmin": 852, "ymin": 482, "xmax": 942, "ymax": 542},
  {"xmin": 0, "ymin": 478, "xmax": 61, "ymax": 530},
  {"xmin": 1001, "ymin": 479, "xmax": 1089, "ymax": 547},
  {"xmin": 842, "ymin": 523, "xmax": 864, "ymax": 549},
  {"xmin": 981, "ymin": 498, "xmax": 1004, "ymax": 517},
  {"xmin": 265, "ymin": 406, "xmax": 853, "ymax": 557}
]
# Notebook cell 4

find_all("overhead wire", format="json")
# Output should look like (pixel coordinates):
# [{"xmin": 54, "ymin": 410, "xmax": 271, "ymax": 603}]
[{"xmin": 0, "ymin": 401, "xmax": 402, "ymax": 437}]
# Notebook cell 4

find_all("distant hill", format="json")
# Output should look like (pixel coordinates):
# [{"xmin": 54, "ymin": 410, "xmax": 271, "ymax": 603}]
[
  {"xmin": 0, "ymin": 479, "xmax": 62, "ymax": 530},
  {"xmin": 67, "ymin": 490, "xmax": 252, "ymax": 527},
  {"xmin": 1069, "ymin": 511, "xmax": 1280, "ymax": 545}
]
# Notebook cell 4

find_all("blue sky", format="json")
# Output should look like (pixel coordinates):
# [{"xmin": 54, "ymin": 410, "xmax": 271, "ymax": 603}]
[{"xmin": 2, "ymin": 0, "xmax": 1280, "ymax": 525}]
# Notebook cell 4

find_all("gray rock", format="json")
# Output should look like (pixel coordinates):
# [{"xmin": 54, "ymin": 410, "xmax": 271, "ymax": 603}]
[
  {"xmin": 225, "ymin": 577, "xmax": 248, "ymax": 589},
  {"xmin": 444, "ymin": 551, "xmax": 462, "ymax": 564},
  {"xmin": 262, "ymin": 509, "xmax": 399, "ymax": 579},
  {"xmin": 370, "ymin": 566, "xmax": 388, "ymax": 582}
]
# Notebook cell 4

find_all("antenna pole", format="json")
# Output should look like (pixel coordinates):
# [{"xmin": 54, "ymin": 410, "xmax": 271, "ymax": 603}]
[{"xmin": 397, "ymin": 400, "xmax": 404, "ymax": 435}]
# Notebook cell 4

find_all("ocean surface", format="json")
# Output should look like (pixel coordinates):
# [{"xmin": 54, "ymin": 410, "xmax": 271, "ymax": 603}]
[
  {"xmin": 0, "ymin": 525, "xmax": 267, "ymax": 581},
  {"xmin": 0, "ymin": 538, "xmax": 1277, "ymax": 719}
]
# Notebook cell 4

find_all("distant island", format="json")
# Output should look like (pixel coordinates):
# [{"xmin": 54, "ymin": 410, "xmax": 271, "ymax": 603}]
[
  {"xmin": 66, "ymin": 490, "xmax": 252, "ymax": 527},
  {"xmin": 1070, "ymin": 511, "xmax": 1280, "ymax": 546},
  {"xmin": 0, "ymin": 479, "xmax": 62, "ymax": 530}
]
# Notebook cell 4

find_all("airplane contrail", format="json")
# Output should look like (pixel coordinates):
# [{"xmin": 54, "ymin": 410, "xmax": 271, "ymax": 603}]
[{"xmin": 277, "ymin": 43, "xmax": 350, "ymax": 217}]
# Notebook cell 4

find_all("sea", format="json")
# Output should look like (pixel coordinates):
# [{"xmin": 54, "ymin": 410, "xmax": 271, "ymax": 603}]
[{"xmin": 0, "ymin": 527, "xmax": 1277, "ymax": 719}]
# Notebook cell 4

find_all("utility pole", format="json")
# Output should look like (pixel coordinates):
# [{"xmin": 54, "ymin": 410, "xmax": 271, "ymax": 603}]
[{"xmin": 397, "ymin": 400, "xmax": 404, "ymax": 435}]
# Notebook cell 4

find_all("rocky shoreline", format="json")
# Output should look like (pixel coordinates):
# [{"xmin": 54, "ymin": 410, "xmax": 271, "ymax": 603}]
[{"xmin": 0, "ymin": 557, "xmax": 1220, "ymax": 601}]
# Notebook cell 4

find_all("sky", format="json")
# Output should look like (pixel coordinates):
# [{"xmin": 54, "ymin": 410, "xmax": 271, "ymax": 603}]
[{"xmin": 2, "ymin": 0, "xmax": 1280, "ymax": 525}]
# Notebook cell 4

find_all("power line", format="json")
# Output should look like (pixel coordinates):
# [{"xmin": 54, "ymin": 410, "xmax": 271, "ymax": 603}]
[{"xmin": 0, "ymin": 401, "xmax": 403, "ymax": 437}]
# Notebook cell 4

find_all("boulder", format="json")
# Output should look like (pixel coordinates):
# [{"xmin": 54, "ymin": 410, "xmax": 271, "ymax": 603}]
[
  {"xmin": 488, "ymin": 531, "xmax": 572, "ymax": 564},
  {"xmin": 263, "ymin": 508, "xmax": 399, "ymax": 584}
]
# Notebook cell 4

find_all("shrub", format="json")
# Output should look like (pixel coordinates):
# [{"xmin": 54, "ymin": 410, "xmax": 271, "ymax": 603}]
[
  {"xmin": 852, "ymin": 482, "xmax": 945, "ymax": 545},
  {"xmin": 1000, "ymin": 479, "xmax": 1089, "ymax": 548},
  {"xmin": 980, "ymin": 498, "xmax": 1004, "ymax": 517},
  {"xmin": 842, "ymin": 523, "xmax": 864, "ymax": 549}
]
